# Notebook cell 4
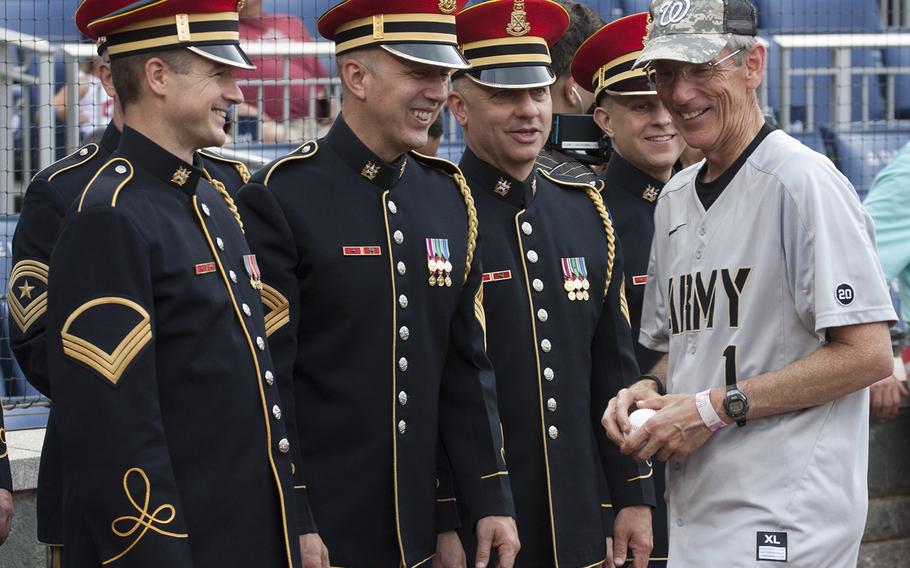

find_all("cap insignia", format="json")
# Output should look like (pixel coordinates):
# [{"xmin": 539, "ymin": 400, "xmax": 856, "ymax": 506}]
[
  {"xmin": 236, "ymin": 0, "xmax": 246, "ymax": 11},
  {"xmin": 494, "ymin": 178, "xmax": 512, "ymax": 197},
  {"xmin": 506, "ymin": 1, "xmax": 531, "ymax": 37},
  {"xmin": 171, "ymin": 167, "xmax": 191, "ymax": 186},
  {"xmin": 438, "ymin": 0, "xmax": 457, "ymax": 14},
  {"xmin": 642, "ymin": 184, "xmax": 660, "ymax": 203},
  {"xmin": 362, "ymin": 161, "xmax": 381, "ymax": 181}
]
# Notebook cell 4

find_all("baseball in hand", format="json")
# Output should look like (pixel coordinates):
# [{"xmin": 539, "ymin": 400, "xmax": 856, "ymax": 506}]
[{"xmin": 628, "ymin": 408, "xmax": 656, "ymax": 434}]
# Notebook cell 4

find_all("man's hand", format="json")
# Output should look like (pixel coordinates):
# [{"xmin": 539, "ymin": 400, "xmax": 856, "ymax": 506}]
[
  {"xmin": 0, "ymin": 488, "xmax": 13, "ymax": 545},
  {"xmin": 601, "ymin": 536, "xmax": 613, "ymax": 568},
  {"xmin": 475, "ymin": 515, "xmax": 520, "ymax": 568},
  {"xmin": 622, "ymin": 394, "xmax": 715, "ymax": 462},
  {"xmin": 433, "ymin": 531, "xmax": 467, "ymax": 568},
  {"xmin": 611, "ymin": 506, "xmax": 652, "ymax": 568},
  {"xmin": 603, "ymin": 379, "xmax": 663, "ymax": 447},
  {"xmin": 870, "ymin": 375, "xmax": 908, "ymax": 421},
  {"xmin": 299, "ymin": 532, "xmax": 329, "ymax": 568}
]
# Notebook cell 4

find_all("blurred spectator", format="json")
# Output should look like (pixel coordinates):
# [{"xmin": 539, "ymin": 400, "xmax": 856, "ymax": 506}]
[
  {"xmin": 536, "ymin": 1, "xmax": 605, "ymax": 183},
  {"xmin": 51, "ymin": 57, "xmax": 114, "ymax": 140},
  {"xmin": 236, "ymin": 0, "xmax": 330, "ymax": 140},
  {"xmin": 413, "ymin": 112, "xmax": 444, "ymax": 156},
  {"xmin": 863, "ymin": 140, "xmax": 910, "ymax": 420}
]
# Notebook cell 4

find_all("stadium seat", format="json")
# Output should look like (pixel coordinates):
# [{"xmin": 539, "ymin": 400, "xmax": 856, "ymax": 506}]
[
  {"xmin": 758, "ymin": 0, "xmax": 886, "ymax": 128},
  {"xmin": 883, "ymin": 47, "xmax": 910, "ymax": 118},
  {"xmin": 0, "ymin": 0, "xmax": 82, "ymax": 41},
  {"xmin": 621, "ymin": 0, "xmax": 652, "ymax": 16},
  {"xmin": 821, "ymin": 121, "xmax": 910, "ymax": 199}
]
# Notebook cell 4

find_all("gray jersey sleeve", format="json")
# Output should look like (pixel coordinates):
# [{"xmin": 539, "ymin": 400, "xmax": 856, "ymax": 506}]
[{"xmin": 780, "ymin": 152, "xmax": 896, "ymax": 337}]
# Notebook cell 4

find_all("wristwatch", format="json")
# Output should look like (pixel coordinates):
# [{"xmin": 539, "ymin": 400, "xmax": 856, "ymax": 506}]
[{"xmin": 723, "ymin": 384, "xmax": 749, "ymax": 427}]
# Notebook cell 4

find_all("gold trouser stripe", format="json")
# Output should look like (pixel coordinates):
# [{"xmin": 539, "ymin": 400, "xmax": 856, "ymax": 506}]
[
  {"xmin": 107, "ymin": 31, "xmax": 240, "ymax": 57},
  {"xmin": 336, "ymin": 32, "xmax": 457, "ymax": 54}
]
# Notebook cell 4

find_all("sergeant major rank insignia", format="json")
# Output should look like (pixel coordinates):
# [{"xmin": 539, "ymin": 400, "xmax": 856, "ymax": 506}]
[
  {"xmin": 361, "ymin": 161, "xmax": 380, "ymax": 180},
  {"xmin": 561, "ymin": 257, "xmax": 590, "ymax": 301},
  {"xmin": 426, "ymin": 238, "xmax": 453, "ymax": 287},
  {"xmin": 642, "ymin": 184, "xmax": 660, "ymax": 202},
  {"xmin": 494, "ymin": 178, "xmax": 512, "ymax": 197}
]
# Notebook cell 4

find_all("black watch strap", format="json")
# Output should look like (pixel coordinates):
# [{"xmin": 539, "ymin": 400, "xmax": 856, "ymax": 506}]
[{"xmin": 638, "ymin": 374, "xmax": 666, "ymax": 396}]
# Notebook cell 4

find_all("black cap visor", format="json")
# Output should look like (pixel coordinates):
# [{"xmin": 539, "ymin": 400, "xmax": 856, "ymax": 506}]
[
  {"xmin": 463, "ymin": 64, "xmax": 555, "ymax": 89},
  {"xmin": 382, "ymin": 43, "xmax": 469, "ymax": 70},
  {"xmin": 188, "ymin": 43, "xmax": 256, "ymax": 70}
]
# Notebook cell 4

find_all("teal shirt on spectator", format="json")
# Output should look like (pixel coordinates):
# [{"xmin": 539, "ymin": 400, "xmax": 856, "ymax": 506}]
[{"xmin": 864, "ymin": 140, "xmax": 910, "ymax": 323}]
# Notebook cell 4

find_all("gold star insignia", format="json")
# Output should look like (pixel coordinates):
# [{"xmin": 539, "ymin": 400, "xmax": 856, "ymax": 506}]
[
  {"xmin": 642, "ymin": 184, "xmax": 661, "ymax": 203},
  {"xmin": 18, "ymin": 280, "xmax": 35, "ymax": 300},
  {"xmin": 494, "ymin": 178, "xmax": 512, "ymax": 197},
  {"xmin": 171, "ymin": 167, "xmax": 191, "ymax": 187},
  {"xmin": 361, "ymin": 161, "xmax": 381, "ymax": 181}
]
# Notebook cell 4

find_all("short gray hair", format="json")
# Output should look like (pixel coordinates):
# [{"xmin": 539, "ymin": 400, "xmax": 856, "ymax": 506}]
[{"xmin": 727, "ymin": 35, "xmax": 758, "ymax": 64}]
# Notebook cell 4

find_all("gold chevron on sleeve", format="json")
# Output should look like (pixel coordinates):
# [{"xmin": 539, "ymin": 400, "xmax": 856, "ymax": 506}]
[
  {"xmin": 8, "ymin": 260, "xmax": 49, "ymax": 333},
  {"xmin": 619, "ymin": 279, "xmax": 631, "ymax": 326},
  {"xmin": 260, "ymin": 283, "xmax": 290, "ymax": 337},
  {"xmin": 474, "ymin": 282, "xmax": 487, "ymax": 350},
  {"xmin": 61, "ymin": 297, "xmax": 152, "ymax": 385}
]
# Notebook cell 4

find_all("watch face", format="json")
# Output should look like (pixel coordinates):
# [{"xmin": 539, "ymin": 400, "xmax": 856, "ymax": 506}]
[{"xmin": 729, "ymin": 399, "xmax": 745, "ymax": 414}]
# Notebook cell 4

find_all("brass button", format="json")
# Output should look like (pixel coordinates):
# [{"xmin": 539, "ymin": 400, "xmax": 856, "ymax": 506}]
[
  {"xmin": 398, "ymin": 391, "xmax": 408, "ymax": 405},
  {"xmin": 264, "ymin": 371, "xmax": 275, "ymax": 385},
  {"xmin": 533, "ymin": 279, "xmax": 544, "ymax": 292},
  {"xmin": 521, "ymin": 222, "xmax": 533, "ymax": 235},
  {"xmin": 242, "ymin": 303, "xmax": 252, "ymax": 316},
  {"xmin": 200, "ymin": 203, "xmax": 210, "ymax": 216},
  {"xmin": 272, "ymin": 405, "xmax": 282, "ymax": 420},
  {"xmin": 399, "ymin": 357, "xmax": 408, "ymax": 372},
  {"xmin": 399, "ymin": 326, "xmax": 410, "ymax": 341},
  {"xmin": 537, "ymin": 309, "xmax": 548, "ymax": 322},
  {"xmin": 548, "ymin": 426, "xmax": 558, "ymax": 440},
  {"xmin": 397, "ymin": 261, "xmax": 407, "ymax": 275},
  {"xmin": 388, "ymin": 200, "xmax": 398, "ymax": 214},
  {"xmin": 541, "ymin": 339, "xmax": 552, "ymax": 352},
  {"xmin": 527, "ymin": 250, "xmax": 539, "ymax": 263},
  {"xmin": 278, "ymin": 438, "xmax": 290, "ymax": 453},
  {"xmin": 256, "ymin": 336, "xmax": 265, "ymax": 351},
  {"xmin": 543, "ymin": 367, "xmax": 555, "ymax": 381},
  {"xmin": 547, "ymin": 398, "xmax": 557, "ymax": 412},
  {"xmin": 398, "ymin": 420, "xmax": 407, "ymax": 434},
  {"xmin": 393, "ymin": 230, "xmax": 404, "ymax": 245},
  {"xmin": 399, "ymin": 295, "xmax": 409, "ymax": 309}
]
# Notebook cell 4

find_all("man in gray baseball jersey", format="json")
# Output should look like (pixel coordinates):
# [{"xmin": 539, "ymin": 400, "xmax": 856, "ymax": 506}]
[{"xmin": 602, "ymin": 1, "xmax": 896, "ymax": 567}]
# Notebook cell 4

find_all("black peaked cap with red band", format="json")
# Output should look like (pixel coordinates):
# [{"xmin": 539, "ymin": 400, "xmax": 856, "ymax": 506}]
[
  {"xmin": 318, "ymin": 0, "xmax": 470, "ymax": 69},
  {"xmin": 455, "ymin": 0, "xmax": 569, "ymax": 89},
  {"xmin": 571, "ymin": 12, "xmax": 654, "ymax": 101},
  {"xmin": 76, "ymin": 0, "xmax": 255, "ymax": 69}
]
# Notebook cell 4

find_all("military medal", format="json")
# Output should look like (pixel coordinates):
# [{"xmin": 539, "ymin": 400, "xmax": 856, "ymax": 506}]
[
  {"xmin": 426, "ymin": 237, "xmax": 453, "ymax": 288},
  {"xmin": 561, "ymin": 258, "xmax": 576, "ymax": 300},
  {"xmin": 562, "ymin": 257, "xmax": 590, "ymax": 301},
  {"xmin": 243, "ymin": 254, "xmax": 262, "ymax": 290}
]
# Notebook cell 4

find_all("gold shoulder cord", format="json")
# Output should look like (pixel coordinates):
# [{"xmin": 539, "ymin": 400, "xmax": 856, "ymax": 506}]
[
  {"xmin": 204, "ymin": 172, "xmax": 244, "ymax": 233},
  {"xmin": 583, "ymin": 184, "xmax": 615, "ymax": 296},
  {"xmin": 452, "ymin": 171, "xmax": 478, "ymax": 284}
]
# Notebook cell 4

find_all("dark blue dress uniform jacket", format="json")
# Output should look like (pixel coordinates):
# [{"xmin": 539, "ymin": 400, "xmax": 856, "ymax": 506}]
[
  {"xmin": 8, "ymin": 123, "xmax": 250, "ymax": 549},
  {"xmin": 600, "ymin": 151, "xmax": 669, "ymax": 566},
  {"xmin": 45, "ymin": 127, "xmax": 299, "ymax": 568},
  {"xmin": 457, "ymin": 149, "xmax": 655, "ymax": 568},
  {"xmin": 235, "ymin": 116, "xmax": 514, "ymax": 568}
]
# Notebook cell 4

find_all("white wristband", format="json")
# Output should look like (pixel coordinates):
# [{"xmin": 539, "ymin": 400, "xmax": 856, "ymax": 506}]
[{"xmin": 695, "ymin": 390, "xmax": 727, "ymax": 432}]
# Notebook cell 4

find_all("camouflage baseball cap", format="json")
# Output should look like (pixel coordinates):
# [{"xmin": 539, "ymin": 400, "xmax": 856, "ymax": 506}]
[{"xmin": 634, "ymin": 0, "xmax": 756, "ymax": 67}]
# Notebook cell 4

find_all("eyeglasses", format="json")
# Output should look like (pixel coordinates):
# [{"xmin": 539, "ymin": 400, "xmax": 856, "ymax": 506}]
[{"xmin": 646, "ymin": 49, "xmax": 742, "ymax": 90}]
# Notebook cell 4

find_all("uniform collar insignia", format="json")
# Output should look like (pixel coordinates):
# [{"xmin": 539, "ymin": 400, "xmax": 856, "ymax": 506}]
[
  {"xmin": 399, "ymin": 158, "xmax": 408, "ymax": 179},
  {"xmin": 506, "ymin": 0, "xmax": 531, "ymax": 37},
  {"xmin": 171, "ymin": 167, "xmax": 192, "ymax": 187},
  {"xmin": 361, "ymin": 161, "xmax": 381, "ymax": 181},
  {"xmin": 642, "ymin": 184, "xmax": 660, "ymax": 202},
  {"xmin": 494, "ymin": 178, "xmax": 512, "ymax": 197},
  {"xmin": 438, "ymin": 0, "xmax": 457, "ymax": 14}
]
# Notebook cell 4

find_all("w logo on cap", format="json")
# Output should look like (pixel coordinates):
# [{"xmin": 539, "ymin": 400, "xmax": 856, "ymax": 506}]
[{"xmin": 658, "ymin": 0, "xmax": 691, "ymax": 26}]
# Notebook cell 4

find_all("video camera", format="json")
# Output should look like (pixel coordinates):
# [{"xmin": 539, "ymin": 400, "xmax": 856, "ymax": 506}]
[{"xmin": 547, "ymin": 113, "xmax": 612, "ymax": 166}]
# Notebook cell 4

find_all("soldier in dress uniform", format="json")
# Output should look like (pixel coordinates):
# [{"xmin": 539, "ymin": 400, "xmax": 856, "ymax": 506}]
[
  {"xmin": 445, "ymin": 2, "xmax": 656, "ymax": 567},
  {"xmin": 233, "ymin": 1, "xmax": 519, "ymax": 567},
  {"xmin": 0, "ymin": 409, "xmax": 12, "ymax": 545},
  {"xmin": 44, "ymin": 1, "xmax": 301, "ymax": 566},
  {"xmin": 9, "ymin": 50, "xmax": 251, "ymax": 568},
  {"xmin": 571, "ymin": 14, "xmax": 688, "ymax": 567}
]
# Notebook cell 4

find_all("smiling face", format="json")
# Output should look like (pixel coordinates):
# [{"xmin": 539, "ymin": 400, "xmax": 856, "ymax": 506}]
[
  {"xmin": 359, "ymin": 50, "xmax": 451, "ymax": 160},
  {"xmin": 652, "ymin": 45, "xmax": 766, "ymax": 166},
  {"xmin": 166, "ymin": 54, "xmax": 243, "ymax": 150},
  {"xmin": 595, "ymin": 93, "xmax": 684, "ymax": 181},
  {"xmin": 449, "ymin": 78, "xmax": 551, "ymax": 180}
]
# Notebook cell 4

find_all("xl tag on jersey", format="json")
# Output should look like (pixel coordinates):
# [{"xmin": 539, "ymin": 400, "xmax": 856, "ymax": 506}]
[{"xmin": 756, "ymin": 531, "xmax": 787, "ymax": 562}]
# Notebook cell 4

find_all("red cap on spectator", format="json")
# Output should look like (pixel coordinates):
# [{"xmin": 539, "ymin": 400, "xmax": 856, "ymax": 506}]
[
  {"xmin": 76, "ymin": 0, "xmax": 254, "ymax": 69},
  {"xmin": 455, "ymin": 0, "xmax": 569, "ymax": 89},
  {"xmin": 571, "ymin": 12, "xmax": 654, "ymax": 101},
  {"xmin": 318, "ymin": 0, "xmax": 470, "ymax": 69}
]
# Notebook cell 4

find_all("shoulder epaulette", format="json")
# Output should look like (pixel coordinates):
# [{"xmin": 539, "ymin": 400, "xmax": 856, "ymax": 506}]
[
  {"xmin": 77, "ymin": 158, "xmax": 134, "ymax": 212},
  {"xmin": 409, "ymin": 151, "xmax": 462, "ymax": 178},
  {"xmin": 537, "ymin": 167, "xmax": 602, "ymax": 192},
  {"xmin": 31, "ymin": 143, "xmax": 100, "ymax": 183},
  {"xmin": 260, "ymin": 141, "xmax": 319, "ymax": 186},
  {"xmin": 197, "ymin": 148, "xmax": 252, "ymax": 183}
]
